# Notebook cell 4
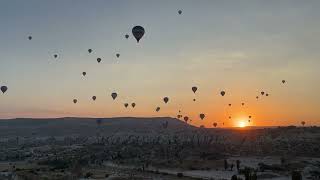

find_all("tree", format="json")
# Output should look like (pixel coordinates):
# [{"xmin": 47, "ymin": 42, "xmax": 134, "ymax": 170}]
[
  {"xmin": 292, "ymin": 171, "xmax": 302, "ymax": 180},
  {"xmin": 236, "ymin": 160, "xmax": 241, "ymax": 171},
  {"xmin": 224, "ymin": 159, "xmax": 229, "ymax": 171}
]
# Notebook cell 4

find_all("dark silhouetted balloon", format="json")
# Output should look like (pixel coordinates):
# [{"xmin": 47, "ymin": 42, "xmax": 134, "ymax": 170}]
[
  {"xmin": 82, "ymin": 72, "xmax": 86, "ymax": 76},
  {"xmin": 53, "ymin": 54, "xmax": 58, "ymax": 59},
  {"xmin": 97, "ymin": 58, "xmax": 101, "ymax": 63},
  {"xmin": 213, "ymin": 122, "xmax": 217, "ymax": 127},
  {"xmin": 125, "ymin": 34, "xmax": 129, "ymax": 39},
  {"xmin": 111, "ymin": 93, "xmax": 117, "ymax": 100},
  {"xmin": 199, "ymin": 113, "xmax": 205, "ymax": 120},
  {"xmin": 73, "ymin": 99, "xmax": 77, "ymax": 104},
  {"xmin": 193, "ymin": 98, "xmax": 196, "ymax": 101},
  {"xmin": 248, "ymin": 120, "xmax": 251, "ymax": 123},
  {"xmin": 301, "ymin": 121, "xmax": 306, "ymax": 126},
  {"xmin": 256, "ymin": 96, "xmax": 259, "ymax": 99},
  {"xmin": 229, "ymin": 116, "xmax": 231, "ymax": 119},
  {"xmin": 92, "ymin": 96, "xmax": 96, "ymax": 101},
  {"xmin": 124, "ymin": 103, "xmax": 129, "ymax": 108},
  {"xmin": 156, "ymin": 107, "xmax": 160, "ymax": 112},
  {"xmin": 28, "ymin": 36, "xmax": 32, "ymax": 40},
  {"xmin": 266, "ymin": 93, "xmax": 269, "ymax": 96},
  {"xmin": 192, "ymin": 86, "xmax": 197, "ymax": 93},
  {"xmin": 282, "ymin": 80, "xmax": 286, "ymax": 84},
  {"xmin": 184, "ymin": 116, "xmax": 189, "ymax": 122},
  {"xmin": 228, "ymin": 104, "xmax": 231, "ymax": 106},
  {"xmin": 249, "ymin": 116, "xmax": 252, "ymax": 118},
  {"xmin": 116, "ymin": 53, "xmax": 120, "ymax": 58},
  {"xmin": 131, "ymin": 103, "xmax": 136, "ymax": 108},
  {"xmin": 178, "ymin": 10, "xmax": 182, "ymax": 14},
  {"xmin": 88, "ymin": 49, "xmax": 92, "ymax": 53},
  {"xmin": 132, "ymin": 26, "xmax": 145, "ymax": 43},
  {"xmin": 261, "ymin": 91, "xmax": 265, "ymax": 96},
  {"xmin": 163, "ymin": 97, "xmax": 169, "ymax": 103},
  {"xmin": 220, "ymin": 91, "xmax": 225, "ymax": 96},
  {"xmin": 1, "ymin": 86, "xmax": 8, "ymax": 93},
  {"xmin": 242, "ymin": 103, "xmax": 245, "ymax": 106}
]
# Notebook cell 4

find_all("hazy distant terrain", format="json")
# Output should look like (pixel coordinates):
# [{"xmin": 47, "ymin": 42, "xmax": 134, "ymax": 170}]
[
  {"xmin": 0, "ymin": 117, "xmax": 194, "ymax": 137},
  {"xmin": 1, "ymin": 118, "xmax": 320, "ymax": 179}
]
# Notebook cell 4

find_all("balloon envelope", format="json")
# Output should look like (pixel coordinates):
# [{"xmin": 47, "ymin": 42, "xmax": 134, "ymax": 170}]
[
  {"xmin": 192, "ymin": 86, "xmax": 197, "ymax": 93},
  {"xmin": 73, "ymin": 99, "xmax": 77, "ymax": 104},
  {"xmin": 220, "ymin": 91, "xmax": 225, "ymax": 96},
  {"xmin": 125, "ymin": 34, "xmax": 129, "ymax": 39},
  {"xmin": 156, "ymin": 107, "xmax": 160, "ymax": 112},
  {"xmin": 178, "ymin": 10, "xmax": 182, "ymax": 14},
  {"xmin": 124, "ymin": 103, "xmax": 129, "ymax": 108},
  {"xmin": 111, "ymin": 93, "xmax": 117, "ymax": 100},
  {"xmin": 82, "ymin": 72, "xmax": 86, "ymax": 76},
  {"xmin": 131, "ymin": 103, "xmax": 136, "ymax": 108},
  {"xmin": 199, "ymin": 113, "xmax": 205, "ymax": 120},
  {"xmin": 116, "ymin": 53, "xmax": 120, "ymax": 58},
  {"xmin": 92, "ymin": 96, "xmax": 96, "ymax": 101},
  {"xmin": 88, "ymin": 49, "xmax": 92, "ymax": 53},
  {"xmin": 28, "ymin": 36, "xmax": 32, "ymax": 40},
  {"xmin": 132, "ymin": 26, "xmax": 145, "ymax": 43},
  {"xmin": 163, "ymin": 97, "xmax": 169, "ymax": 103},
  {"xmin": 1, "ymin": 86, "xmax": 8, "ymax": 93},
  {"xmin": 97, "ymin": 58, "xmax": 101, "ymax": 63}
]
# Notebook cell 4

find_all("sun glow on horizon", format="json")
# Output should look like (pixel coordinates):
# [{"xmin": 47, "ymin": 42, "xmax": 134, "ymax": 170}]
[{"xmin": 238, "ymin": 121, "xmax": 247, "ymax": 128}]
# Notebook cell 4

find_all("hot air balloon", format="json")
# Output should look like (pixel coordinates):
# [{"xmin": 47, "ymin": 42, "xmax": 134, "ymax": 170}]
[
  {"xmin": 249, "ymin": 116, "xmax": 252, "ymax": 119},
  {"xmin": 261, "ymin": 91, "xmax": 265, "ymax": 96},
  {"xmin": 282, "ymin": 80, "xmax": 286, "ymax": 84},
  {"xmin": 124, "ymin": 103, "xmax": 129, "ymax": 108},
  {"xmin": 248, "ymin": 120, "xmax": 251, "ymax": 123},
  {"xmin": 125, "ymin": 34, "xmax": 129, "ymax": 39},
  {"xmin": 28, "ymin": 36, "xmax": 32, "ymax": 40},
  {"xmin": 156, "ymin": 107, "xmax": 160, "ymax": 112},
  {"xmin": 163, "ymin": 97, "xmax": 169, "ymax": 104},
  {"xmin": 73, "ymin": 99, "xmax": 77, "ymax": 104},
  {"xmin": 301, "ymin": 121, "xmax": 306, "ymax": 126},
  {"xmin": 193, "ymin": 98, "xmax": 196, "ymax": 102},
  {"xmin": 178, "ymin": 10, "xmax": 182, "ymax": 15},
  {"xmin": 192, "ymin": 86, "xmax": 197, "ymax": 93},
  {"xmin": 228, "ymin": 104, "xmax": 232, "ymax": 106},
  {"xmin": 256, "ymin": 96, "xmax": 259, "ymax": 99},
  {"xmin": 53, "ymin": 54, "xmax": 58, "ymax": 59},
  {"xmin": 82, "ymin": 72, "xmax": 86, "ymax": 76},
  {"xmin": 184, "ymin": 116, "xmax": 189, "ymax": 123},
  {"xmin": 266, "ymin": 93, "xmax": 269, "ymax": 97},
  {"xmin": 97, "ymin": 58, "xmax": 101, "ymax": 63},
  {"xmin": 111, "ymin": 93, "xmax": 117, "ymax": 100},
  {"xmin": 1, "ymin": 86, "xmax": 8, "ymax": 93},
  {"xmin": 116, "ymin": 53, "xmax": 120, "ymax": 58},
  {"xmin": 220, "ymin": 91, "xmax": 225, "ymax": 96},
  {"xmin": 131, "ymin": 103, "xmax": 136, "ymax": 108},
  {"xmin": 179, "ymin": 110, "xmax": 181, "ymax": 113},
  {"xmin": 88, "ymin": 49, "xmax": 92, "ymax": 53},
  {"xmin": 213, "ymin": 122, "xmax": 217, "ymax": 127},
  {"xmin": 132, "ymin": 26, "xmax": 145, "ymax": 43},
  {"xmin": 199, "ymin": 113, "xmax": 205, "ymax": 120},
  {"xmin": 92, "ymin": 96, "xmax": 96, "ymax": 101},
  {"xmin": 242, "ymin": 103, "xmax": 245, "ymax": 106}
]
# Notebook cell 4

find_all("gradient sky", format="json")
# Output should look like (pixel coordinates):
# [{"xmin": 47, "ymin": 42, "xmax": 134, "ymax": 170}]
[{"xmin": 0, "ymin": 0, "xmax": 320, "ymax": 127}]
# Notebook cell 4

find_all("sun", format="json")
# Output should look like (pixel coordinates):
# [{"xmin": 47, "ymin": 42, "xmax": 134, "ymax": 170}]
[{"xmin": 238, "ymin": 121, "xmax": 246, "ymax": 128}]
